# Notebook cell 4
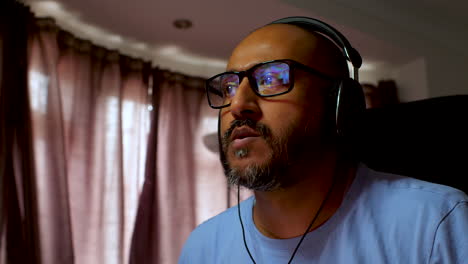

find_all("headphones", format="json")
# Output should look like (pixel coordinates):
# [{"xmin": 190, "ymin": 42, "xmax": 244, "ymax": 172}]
[
  {"xmin": 269, "ymin": 16, "xmax": 366, "ymax": 137},
  {"xmin": 219, "ymin": 17, "xmax": 365, "ymax": 264}
]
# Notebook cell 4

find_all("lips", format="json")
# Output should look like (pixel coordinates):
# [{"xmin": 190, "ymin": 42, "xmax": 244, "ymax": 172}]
[
  {"xmin": 230, "ymin": 126, "xmax": 261, "ymax": 142},
  {"xmin": 229, "ymin": 127, "xmax": 262, "ymax": 150}
]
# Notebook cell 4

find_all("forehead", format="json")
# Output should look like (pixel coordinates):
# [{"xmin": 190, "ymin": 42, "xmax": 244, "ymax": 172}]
[{"xmin": 227, "ymin": 24, "xmax": 338, "ymax": 72}]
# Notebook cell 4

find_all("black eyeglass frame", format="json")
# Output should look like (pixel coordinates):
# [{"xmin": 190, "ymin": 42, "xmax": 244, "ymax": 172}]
[{"xmin": 205, "ymin": 59, "xmax": 337, "ymax": 109}]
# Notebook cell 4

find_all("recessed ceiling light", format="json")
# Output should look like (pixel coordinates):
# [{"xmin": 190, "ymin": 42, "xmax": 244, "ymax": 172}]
[{"xmin": 173, "ymin": 19, "xmax": 193, "ymax": 30}]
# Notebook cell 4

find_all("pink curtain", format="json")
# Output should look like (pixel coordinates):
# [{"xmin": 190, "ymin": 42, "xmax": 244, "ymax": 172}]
[
  {"xmin": 23, "ymin": 18, "xmax": 151, "ymax": 264},
  {"xmin": 130, "ymin": 71, "xmax": 236, "ymax": 263},
  {"xmin": 0, "ymin": 1, "xmax": 38, "ymax": 263},
  {"xmin": 2, "ymin": 3, "xmax": 245, "ymax": 263}
]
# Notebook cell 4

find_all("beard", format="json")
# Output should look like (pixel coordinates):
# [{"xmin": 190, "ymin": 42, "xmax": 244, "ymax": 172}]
[{"xmin": 220, "ymin": 119, "xmax": 304, "ymax": 191}]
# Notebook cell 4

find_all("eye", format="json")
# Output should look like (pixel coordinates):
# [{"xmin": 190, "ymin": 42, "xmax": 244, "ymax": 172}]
[
  {"xmin": 259, "ymin": 74, "xmax": 279, "ymax": 86},
  {"xmin": 222, "ymin": 81, "xmax": 238, "ymax": 97},
  {"xmin": 254, "ymin": 63, "xmax": 291, "ymax": 95},
  {"xmin": 217, "ymin": 74, "xmax": 239, "ymax": 98}
]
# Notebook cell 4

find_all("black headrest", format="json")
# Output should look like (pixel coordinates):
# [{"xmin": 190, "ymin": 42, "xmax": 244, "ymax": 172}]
[{"xmin": 348, "ymin": 95, "xmax": 468, "ymax": 193}]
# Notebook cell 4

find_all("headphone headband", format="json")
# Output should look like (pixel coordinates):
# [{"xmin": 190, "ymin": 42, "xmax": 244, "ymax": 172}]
[
  {"xmin": 268, "ymin": 16, "xmax": 362, "ymax": 70},
  {"xmin": 268, "ymin": 16, "xmax": 366, "ymax": 136}
]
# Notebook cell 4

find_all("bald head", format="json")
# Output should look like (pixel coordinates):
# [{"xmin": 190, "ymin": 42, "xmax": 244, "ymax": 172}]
[{"xmin": 228, "ymin": 24, "xmax": 348, "ymax": 78}]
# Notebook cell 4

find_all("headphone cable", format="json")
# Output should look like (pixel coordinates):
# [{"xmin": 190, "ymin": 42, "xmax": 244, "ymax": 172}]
[
  {"xmin": 238, "ymin": 184, "xmax": 257, "ymax": 263},
  {"xmin": 237, "ymin": 171, "xmax": 337, "ymax": 264}
]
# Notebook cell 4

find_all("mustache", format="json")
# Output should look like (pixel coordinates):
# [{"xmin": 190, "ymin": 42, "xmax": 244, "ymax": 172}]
[{"xmin": 222, "ymin": 119, "xmax": 272, "ymax": 145}]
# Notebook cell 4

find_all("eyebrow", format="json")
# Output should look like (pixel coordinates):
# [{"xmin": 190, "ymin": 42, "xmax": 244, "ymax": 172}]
[{"xmin": 226, "ymin": 61, "xmax": 265, "ymax": 72}]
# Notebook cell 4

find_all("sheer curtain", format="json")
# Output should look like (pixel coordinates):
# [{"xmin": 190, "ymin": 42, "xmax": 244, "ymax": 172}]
[
  {"xmin": 0, "ymin": 1, "xmax": 38, "ymax": 263},
  {"xmin": 2, "ymin": 2, "xmax": 242, "ymax": 263},
  {"xmin": 20, "ymin": 17, "xmax": 151, "ymax": 264},
  {"xmin": 130, "ymin": 70, "xmax": 232, "ymax": 264}
]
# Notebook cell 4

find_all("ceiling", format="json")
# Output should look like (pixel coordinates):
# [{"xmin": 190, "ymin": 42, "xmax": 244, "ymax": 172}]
[{"xmin": 24, "ymin": 0, "xmax": 468, "ymax": 78}]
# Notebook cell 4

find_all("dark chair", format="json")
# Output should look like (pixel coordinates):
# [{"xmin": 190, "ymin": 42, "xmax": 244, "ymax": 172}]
[{"xmin": 348, "ymin": 95, "xmax": 468, "ymax": 193}]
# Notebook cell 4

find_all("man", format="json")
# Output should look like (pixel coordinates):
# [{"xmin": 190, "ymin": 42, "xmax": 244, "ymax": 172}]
[{"xmin": 179, "ymin": 17, "xmax": 468, "ymax": 263}]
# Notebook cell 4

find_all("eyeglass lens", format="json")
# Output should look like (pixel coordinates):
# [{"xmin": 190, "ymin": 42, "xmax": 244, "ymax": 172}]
[{"xmin": 207, "ymin": 61, "xmax": 291, "ymax": 107}]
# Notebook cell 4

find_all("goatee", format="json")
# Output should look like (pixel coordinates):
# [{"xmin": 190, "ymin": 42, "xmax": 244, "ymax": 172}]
[{"xmin": 220, "ymin": 119, "xmax": 290, "ymax": 191}]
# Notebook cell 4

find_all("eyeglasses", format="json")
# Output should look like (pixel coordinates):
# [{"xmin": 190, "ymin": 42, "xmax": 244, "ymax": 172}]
[{"xmin": 205, "ymin": 59, "xmax": 335, "ymax": 109}]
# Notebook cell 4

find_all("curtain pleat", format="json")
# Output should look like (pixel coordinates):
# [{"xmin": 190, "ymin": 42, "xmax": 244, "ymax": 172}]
[
  {"xmin": 0, "ymin": 1, "xmax": 40, "ymax": 263},
  {"xmin": 1, "ymin": 13, "xmax": 152, "ymax": 263},
  {"xmin": 1, "ymin": 2, "xmax": 229, "ymax": 263},
  {"xmin": 129, "ymin": 69, "xmax": 163, "ymax": 264}
]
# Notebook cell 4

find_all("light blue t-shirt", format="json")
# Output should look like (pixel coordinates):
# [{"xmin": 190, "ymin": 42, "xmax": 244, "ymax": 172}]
[{"xmin": 179, "ymin": 165, "xmax": 468, "ymax": 263}]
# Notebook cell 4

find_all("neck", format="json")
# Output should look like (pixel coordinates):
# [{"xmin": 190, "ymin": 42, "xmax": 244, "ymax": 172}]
[{"xmin": 252, "ymin": 152, "xmax": 356, "ymax": 239}]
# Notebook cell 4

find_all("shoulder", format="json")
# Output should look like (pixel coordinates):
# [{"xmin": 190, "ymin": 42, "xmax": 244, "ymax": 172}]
[
  {"xmin": 354, "ymin": 165, "xmax": 467, "ymax": 240},
  {"xmin": 178, "ymin": 196, "xmax": 254, "ymax": 263},
  {"xmin": 429, "ymin": 200, "xmax": 468, "ymax": 263},
  {"xmin": 352, "ymin": 166, "xmax": 468, "ymax": 262},
  {"xmin": 184, "ymin": 202, "xmax": 238, "ymax": 244},
  {"xmin": 360, "ymin": 165, "xmax": 467, "ymax": 212}
]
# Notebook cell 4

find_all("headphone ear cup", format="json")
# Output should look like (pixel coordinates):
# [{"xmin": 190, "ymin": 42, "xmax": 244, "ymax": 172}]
[{"xmin": 335, "ymin": 78, "xmax": 366, "ymax": 136}]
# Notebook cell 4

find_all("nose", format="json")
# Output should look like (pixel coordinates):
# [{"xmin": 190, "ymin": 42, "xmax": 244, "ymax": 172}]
[{"xmin": 229, "ymin": 77, "xmax": 261, "ymax": 121}]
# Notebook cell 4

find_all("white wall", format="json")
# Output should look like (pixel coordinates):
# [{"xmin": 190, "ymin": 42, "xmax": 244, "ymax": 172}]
[
  {"xmin": 425, "ymin": 48, "xmax": 468, "ymax": 98},
  {"xmin": 285, "ymin": 0, "xmax": 468, "ymax": 100},
  {"xmin": 359, "ymin": 66, "xmax": 391, "ymax": 86},
  {"xmin": 362, "ymin": 49, "xmax": 468, "ymax": 103},
  {"xmin": 390, "ymin": 57, "xmax": 428, "ymax": 102}
]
